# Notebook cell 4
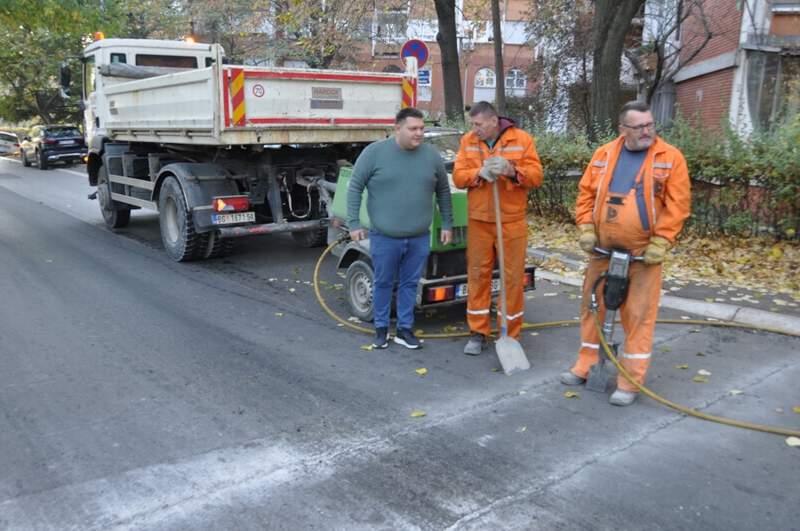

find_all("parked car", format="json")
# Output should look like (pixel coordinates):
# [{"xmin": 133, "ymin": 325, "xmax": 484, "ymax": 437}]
[
  {"xmin": 20, "ymin": 125, "xmax": 87, "ymax": 170},
  {"xmin": 0, "ymin": 131, "xmax": 20, "ymax": 156}
]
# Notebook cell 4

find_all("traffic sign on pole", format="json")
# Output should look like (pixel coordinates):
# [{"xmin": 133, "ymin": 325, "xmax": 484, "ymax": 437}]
[{"xmin": 401, "ymin": 39, "xmax": 429, "ymax": 69}]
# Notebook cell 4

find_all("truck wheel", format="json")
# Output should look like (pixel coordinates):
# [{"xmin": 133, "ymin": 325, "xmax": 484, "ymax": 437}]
[
  {"xmin": 97, "ymin": 166, "xmax": 131, "ymax": 229},
  {"xmin": 158, "ymin": 176, "xmax": 207, "ymax": 262},
  {"xmin": 292, "ymin": 227, "xmax": 326, "ymax": 248},
  {"xmin": 204, "ymin": 230, "xmax": 236, "ymax": 259},
  {"xmin": 345, "ymin": 259, "xmax": 374, "ymax": 322},
  {"xmin": 37, "ymin": 150, "xmax": 49, "ymax": 170},
  {"xmin": 21, "ymin": 150, "xmax": 30, "ymax": 167}
]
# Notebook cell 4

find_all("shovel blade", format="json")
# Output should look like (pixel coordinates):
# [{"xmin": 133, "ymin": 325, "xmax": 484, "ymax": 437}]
[
  {"xmin": 495, "ymin": 336, "xmax": 530, "ymax": 376},
  {"xmin": 585, "ymin": 361, "xmax": 609, "ymax": 393}
]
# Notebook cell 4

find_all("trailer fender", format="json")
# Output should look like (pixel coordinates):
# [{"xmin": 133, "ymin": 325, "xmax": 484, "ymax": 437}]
[
  {"xmin": 153, "ymin": 163, "xmax": 239, "ymax": 232},
  {"xmin": 336, "ymin": 240, "xmax": 371, "ymax": 270}
]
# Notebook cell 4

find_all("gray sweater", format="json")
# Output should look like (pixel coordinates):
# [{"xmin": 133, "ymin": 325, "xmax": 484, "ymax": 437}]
[{"xmin": 347, "ymin": 138, "xmax": 453, "ymax": 238}]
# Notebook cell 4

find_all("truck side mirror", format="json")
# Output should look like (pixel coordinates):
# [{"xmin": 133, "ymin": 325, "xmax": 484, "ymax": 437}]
[{"xmin": 59, "ymin": 62, "xmax": 71, "ymax": 97}]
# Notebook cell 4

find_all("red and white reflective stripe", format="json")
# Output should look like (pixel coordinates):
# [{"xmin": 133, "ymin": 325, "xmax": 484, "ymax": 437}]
[
  {"xmin": 581, "ymin": 342, "xmax": 600, "ymax": 350},
  {"xmin": 467, "ymin": 308, "xmax": 490, "ymax": 315},
  {"xmin": 248, "ymin": 117, "xmax": 394, "ymax": 126},
  {"xmin": 621, "ymin": 352, "xmax": 652, "ymax": 360},
  {"xmin": 242, "ymin": 70, "xmax": 402, "ymax": 84}
]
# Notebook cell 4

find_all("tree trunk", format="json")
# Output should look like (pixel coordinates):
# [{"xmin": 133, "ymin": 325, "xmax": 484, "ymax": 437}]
[
  {"xmin": 491, "ymin": 0, "xmax": 505, "ymax": 114},
  {"xmin": 590, "ymin": 0, "xmax": 645, "ymax": 138},
  {"xmin": 434, "ymin": 0, "xmax": 464, "ymax": 122}
]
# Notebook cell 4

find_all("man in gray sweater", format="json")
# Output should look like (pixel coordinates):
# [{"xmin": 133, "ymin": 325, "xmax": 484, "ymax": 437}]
[{"xmin": 347, "ymin": 107, "xmax": 454, "ymax": 349}]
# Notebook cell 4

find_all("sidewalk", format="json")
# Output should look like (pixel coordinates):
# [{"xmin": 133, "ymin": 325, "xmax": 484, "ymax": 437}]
[{"xmin": 527, "ymin": 246, "xmax": 800, "ymax": 337}]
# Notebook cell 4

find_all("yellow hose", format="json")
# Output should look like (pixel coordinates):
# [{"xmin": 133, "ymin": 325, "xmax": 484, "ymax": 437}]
[{"xmin": 314, "ymin": 239, "xmax": 800, "ymax": 437}]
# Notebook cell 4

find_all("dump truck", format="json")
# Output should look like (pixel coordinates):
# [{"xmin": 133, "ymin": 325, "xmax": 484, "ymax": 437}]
[{"xmin": 63, "ymin": 37, "xmax": 415, "ymax": 261}]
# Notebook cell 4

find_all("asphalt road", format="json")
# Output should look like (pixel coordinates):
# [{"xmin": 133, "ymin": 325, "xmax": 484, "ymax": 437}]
[{"xmin": 1, "ymin": 157, "xmax": 798, "ymax": 530}]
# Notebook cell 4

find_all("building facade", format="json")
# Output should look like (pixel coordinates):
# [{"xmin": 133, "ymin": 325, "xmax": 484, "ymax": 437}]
[{"xmin": 668, "ymin": 0, "xmax": 799, "ymax": 133}]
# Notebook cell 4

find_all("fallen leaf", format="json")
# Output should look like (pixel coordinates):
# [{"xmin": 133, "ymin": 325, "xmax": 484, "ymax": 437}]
[
  {"xmin": 360, "ymin": 344, "xmax": 374, "ymax": 351},
  {"xmin": 410, "ymin": 409, "xmax": 426, "ymax": 418},
  {"xmin": 415, "ymin": 368, "xmax": 428, "ymax": 376},
  {"xmin": 793, "ymin": 406, "xmax": 800, "ymax": 414},
  {"xmin": 689, "ymin": 329, "xmax": 701, "ymax": 333},
  {"xmin": 529, "ymin": 332, "xmax": 539, "ymax": 336},
  {"xmin": 491, "ymin": 368, "xmax": 501, "ymax": 373},
  {"xmin": 516, "ymin": 426, "xmax": 528, "ymax": 433},
  {"xmin": 696, "ymin": 352, "xmax": 706, "ymax": 357},
  {"xmin": 660, "ymin": 346, "xmax": 672, "ymax": 353},
  {"xmin": 680, "ymin": 316, "xmax": 691, "ymax": 320},
  {"xmin": 697, "ymin": 369, "xmax": 712, "ymax": 376},
  {"xmin": 442, "ymin": 324, "xmax": 462, "ymax": 333},
  {"xmin": 415, "ymin": 329, "xmax": 425, "ymax": 336},
  {"xmin": 704, "ymin": 297, "xmax": 715, "ymax": 303},
  {"xmin": 674, "ymin": 364, "xmax": 689, "ymax": 369},
  {"xmin": 786, "ymin": 437, "xmax": 800, "ymax": 447},
  {"xmin": 563, "ymin": 391, "xmax": 580, "ymax": 399},
  {"xmin": 776, "ymin": 408, "xmax": 785, "ymax": 413},
  {"xmin": 274, "ymin": 312, "xmax": 284, "ymax": 317},
  {"xmin": 347, "ymin": 316, "xmax": 362, "ymax": 323},
  {"xmin": 543, "ymin": 292, "xmax": 558, "ymax": 297},
  {"xmin": 729, "ymin": 389, "xmax": 743, "ymax": 395},
  {"xmin": 692, "ymin": 375, "xmax": 709, "ymax": 383},
  {"xmin": 288, "ymin": 288, "xmax": 296, "ymax": 293}
]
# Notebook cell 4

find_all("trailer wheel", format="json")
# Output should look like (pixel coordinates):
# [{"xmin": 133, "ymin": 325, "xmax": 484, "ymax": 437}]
[
  {"xmin": 345, "ymin": 259, "xmax": 374, "ymax": 322},
  {"xmin": 204, "ymin": 230, "xmax": 236, "ymax": 259},
  {"xmin": 97, "ymin": 166, "xmax": 131, "ymax": 229},
  {"xmin": 158, "ymin": 176, "xmax": 207, "ymax": 262},
  {"xmin": 292, "ymin": 227, "xmax": 326, "ymax": 248}
]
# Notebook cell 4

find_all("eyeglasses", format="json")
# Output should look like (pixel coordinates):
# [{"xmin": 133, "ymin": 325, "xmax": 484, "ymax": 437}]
[{"xmin": 621, "ymin": 122, "xmax": 656, "ymax": 131}]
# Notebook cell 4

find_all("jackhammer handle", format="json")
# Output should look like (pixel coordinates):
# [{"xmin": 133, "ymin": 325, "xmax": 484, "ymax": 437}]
[{"xmin": 592, "ymin": 247, "xmax": 645, "ymax": 261}]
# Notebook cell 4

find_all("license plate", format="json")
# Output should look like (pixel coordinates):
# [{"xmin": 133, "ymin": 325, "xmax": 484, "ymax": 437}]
[
  {"xmin": 60, "ymin": 140, "xmax": 76, "ymax": 145},
  {"xmin": 211, "ymin": 211, "xmax": 255, "ymax": 225},
  {"xmin": 456, "ymin": 278, "xmax": 500, "ymax": 298}
]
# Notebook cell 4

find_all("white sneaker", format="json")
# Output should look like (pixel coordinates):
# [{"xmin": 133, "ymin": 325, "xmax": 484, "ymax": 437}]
[{"xmin": 609, "ymin": 389, "xmax": 638, "ymax": 406}]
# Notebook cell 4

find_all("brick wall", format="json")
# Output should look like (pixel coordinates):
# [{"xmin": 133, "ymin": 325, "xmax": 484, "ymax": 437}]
[
  {"xmin": 680, "ymin": 0, "xmax": 742, "ymax": 66},
  {"xmin": 674, "ymin": 67, "xmax": 735, "ymax": 130}
]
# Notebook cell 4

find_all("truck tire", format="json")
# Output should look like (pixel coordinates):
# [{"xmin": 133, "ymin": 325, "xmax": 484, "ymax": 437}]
[
  {"xmin": 37, "ymin": 150, "xmax": 49, "ymax": 170},
  {"xmin": 158, "ymin": 176, "xmax": 207, "ymax": 262},
  {"xmin": 21, "ymin": 150, "xmax": 31, "ymax": 167},
  {"xmin": 97, "ymin": 166, "xmax": 131, "ymax": 229},
  {"xmin": 203, "ymin": 230, "xmax": 236, "ymax": 259},
  {"xmin": 345, "ymin": 259, "xmax": 374, "ymax": 322},
  {"xmin": 292, "ymin": 227, "xmax": 326, "ymax": 248}
]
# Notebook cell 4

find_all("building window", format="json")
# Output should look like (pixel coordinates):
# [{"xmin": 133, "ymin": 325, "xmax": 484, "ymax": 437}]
[
  {"xmin": 505, "ymin": 68, "xmax": 527, "ymax": 90},
  {"xmin": 375, "ymin": 8, "xmax": 408, "ymax": 43},
  {"xmin": 771, "ymin": 1, "xmax": 800, "ymax": 13},
  {"xmin": 746, "ymin": 51, "xmax": 800, "ymax": 131},
  {"xmin": 382, "ymin": 64, "xmax": 403, "ymax": 73},
  {"xmin": 474, "ymin": 68, "xmax": 496, "ymax": 88}
]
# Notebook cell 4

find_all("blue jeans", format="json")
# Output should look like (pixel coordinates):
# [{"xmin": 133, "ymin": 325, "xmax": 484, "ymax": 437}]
[{"xmin": 369, "ymin": 230, "xmax": 430, "ymax": 330}]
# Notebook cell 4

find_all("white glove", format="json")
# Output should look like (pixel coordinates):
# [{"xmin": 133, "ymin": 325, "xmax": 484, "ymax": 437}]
[
  {"xmin": 478, "ymin": 162, "xmax": 496, "ymax": 182},
  {"xmin": 484, "ymin": 156, "xmax": 515, "ymax": 177}
]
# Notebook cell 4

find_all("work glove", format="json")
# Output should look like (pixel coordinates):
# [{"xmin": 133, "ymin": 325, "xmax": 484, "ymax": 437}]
[
  {"xmin": 477, "ymin": 161, "xmax": 497, "ymax": 182},
  {"xmin": 485, "ymin": 156, "xmax": 515, "ymax": 177},
  {"xmin": 643, "ymin": 236, "xmax": 671, "ymax": 265},
  {"xmin": 578, "ymin": 224, "xmax": 597, "ymax": 254}
]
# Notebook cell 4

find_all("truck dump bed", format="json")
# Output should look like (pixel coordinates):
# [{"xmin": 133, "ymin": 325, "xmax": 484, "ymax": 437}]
[{"xmin": 103, "ymin": 63, "xmax": 405, "ymax": 145}]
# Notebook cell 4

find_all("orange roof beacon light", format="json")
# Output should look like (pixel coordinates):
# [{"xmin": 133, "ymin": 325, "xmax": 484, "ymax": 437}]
[
  {"xmin": 93, "ymin": 31, "xmax": 105, "ymax": 41},
  {"xmin": 185, "ymin": 36, "xmax": 196, "ymax": 44}
]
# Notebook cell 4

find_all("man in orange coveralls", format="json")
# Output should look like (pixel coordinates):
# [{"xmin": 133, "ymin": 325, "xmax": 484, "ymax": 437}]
[
  {"xmin": 453, "ymin": 101, "xmax": 544, "ymax": 356},
  {"xmin": 560, "ymin": 101, "xmax": 691, "ymax": 406}
]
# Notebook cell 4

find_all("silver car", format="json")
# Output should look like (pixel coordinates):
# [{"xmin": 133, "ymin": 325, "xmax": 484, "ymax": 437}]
[{"xmin": 0, "ymin": 131, "xmax": 19, "ymax": 156}]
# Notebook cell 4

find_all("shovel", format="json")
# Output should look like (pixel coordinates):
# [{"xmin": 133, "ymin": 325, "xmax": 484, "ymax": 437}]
[{"xmin": 491, "ymin": 179, "xmax": 530, "ymax": 376}]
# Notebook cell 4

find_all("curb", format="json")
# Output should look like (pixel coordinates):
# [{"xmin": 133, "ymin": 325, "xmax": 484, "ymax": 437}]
[{"xmin": 527, "ymin": 247, "xmax": 800, "ymax": 337}]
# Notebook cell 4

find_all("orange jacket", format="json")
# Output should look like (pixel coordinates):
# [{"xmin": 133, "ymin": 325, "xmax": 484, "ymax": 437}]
[
  {"xmin": 576, "ymin": 136, "xmax": 691, "ymax": 243},
  {"xmin": 453, "ymin": 120, "xmax": 544, "ymax": 223}
]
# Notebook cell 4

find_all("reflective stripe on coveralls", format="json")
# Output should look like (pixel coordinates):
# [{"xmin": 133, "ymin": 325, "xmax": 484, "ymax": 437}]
[
  {"xmin": 466, "ymin": 218, "xmax": 528, "ymax": 339},
  {"xmin": 571, "ymin": 180, "xmax": 662, "ymax": 392}
]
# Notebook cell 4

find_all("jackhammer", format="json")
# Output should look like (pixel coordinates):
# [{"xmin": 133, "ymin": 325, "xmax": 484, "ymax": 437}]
[{"xmin": 585, "ymin": 247, "xmax": 645, "ymax": 393}]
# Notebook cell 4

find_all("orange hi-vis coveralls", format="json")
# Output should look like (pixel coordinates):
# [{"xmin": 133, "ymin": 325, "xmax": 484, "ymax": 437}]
[
  {"xmin": 571, "ymin": 136, "xmax": 691, "ymax": 392},
  {"xmin": 453, "ymin": 118, "xmax": 543, "ymax": 339}
]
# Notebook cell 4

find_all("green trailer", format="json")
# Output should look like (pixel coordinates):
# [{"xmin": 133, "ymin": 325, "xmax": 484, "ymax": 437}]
[{"xmin": 327, "ymin": 142, "xmax": 535, "ymax": 321}]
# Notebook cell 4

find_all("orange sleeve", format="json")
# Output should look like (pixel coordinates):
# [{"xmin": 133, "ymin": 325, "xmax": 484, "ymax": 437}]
[
  {"xmin": 654, "ymin": 151, "xmax": 691, "ymax": 243},
  {"xmin": 453, "ymin": 135, "xmax": 481, "ymax": 189},
  {"xmin": 513, "ymin": 133, "xmax": 543, "ymax": 190},
  {"xmin": 575, "ymin": 150, "xmax": 601, "ymax": 226}
]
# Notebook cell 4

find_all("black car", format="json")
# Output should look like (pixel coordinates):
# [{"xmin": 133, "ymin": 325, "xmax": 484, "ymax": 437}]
[{"xmin": 20, "ymin": 125, "xmax": 87, "ymax": 170}]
